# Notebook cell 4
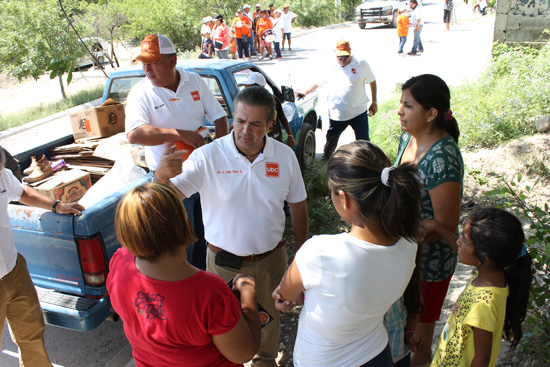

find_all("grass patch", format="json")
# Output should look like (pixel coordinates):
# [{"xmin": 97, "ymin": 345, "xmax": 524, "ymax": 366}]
[
  {"xmin": 0, "ymin": 85, "xmax": 104, "ymax": 132},
  {"xmin": 370, "ymin": 38, "xmax": 550, "ymax": 160}
]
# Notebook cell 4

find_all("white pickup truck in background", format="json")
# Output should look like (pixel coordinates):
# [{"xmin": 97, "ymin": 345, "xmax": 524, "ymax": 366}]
[{"xmin": 355, "ymin": 0, "xmax": 410, "ymax": 29}]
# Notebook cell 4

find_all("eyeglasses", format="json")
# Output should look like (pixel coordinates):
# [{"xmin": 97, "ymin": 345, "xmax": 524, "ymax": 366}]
[{"xmin": 337, "ymin": 55, "xmax": 350, "ymax": 59}]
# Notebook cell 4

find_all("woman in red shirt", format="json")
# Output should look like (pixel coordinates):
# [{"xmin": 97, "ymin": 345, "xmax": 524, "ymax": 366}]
[{"xmin": 108, "ymin": 183, "xmax": 261, "ymax": 367}]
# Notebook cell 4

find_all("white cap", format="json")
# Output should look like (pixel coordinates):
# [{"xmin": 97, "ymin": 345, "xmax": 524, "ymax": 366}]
[
  {"xmin": 202, "ymin": 16, "xmax": 213, "ymax": 23},
  {"xmin": 238, "ymin": 72, "xmax": 266, "ymax": 87},
  {"xmin": 244, "ymin": 4, "xmax": 251, "ymax": 9},
  {"xmin": 274, "ymin": 9, "xmax": 283, "ymax": 14},
  {"xmin": 256, "ymin": 3, "xmax": 262, "ymax": 7}
]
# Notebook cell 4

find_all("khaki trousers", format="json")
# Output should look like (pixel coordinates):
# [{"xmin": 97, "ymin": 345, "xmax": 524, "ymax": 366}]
[
  {"xmin": 0, "ymin": 254, "xmax": 52, "ymax": 367},
  {"xmin": 207, "ymin": 246, "xmax": 287, "ymax": 367}
]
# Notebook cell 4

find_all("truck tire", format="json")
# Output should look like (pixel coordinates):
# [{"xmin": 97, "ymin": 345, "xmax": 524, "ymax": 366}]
[
  {"xmin": 297, "ymin": 123, "xmax": 316, "ymax": 170},
  {"xmin": 391, "ymin": 11, "xmax": 399, "ymax": 28},
  {"xmin": 358, "ymin": 22, "xmax": 366, "ymax": 29},
  {"xmin": 95, "ymin": 56, "xmax": 105, "ymax": 67}
]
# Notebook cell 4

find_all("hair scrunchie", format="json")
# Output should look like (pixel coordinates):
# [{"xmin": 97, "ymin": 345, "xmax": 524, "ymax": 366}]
[
  {"xmin": 446, "ymin": 109, "xmax": 453, "ymax": 121},
  {"xmin": 381, "ymin": 166, "xmax": 396, "ymax": 187}
]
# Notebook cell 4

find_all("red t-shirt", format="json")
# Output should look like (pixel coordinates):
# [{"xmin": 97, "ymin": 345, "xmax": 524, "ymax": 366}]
[{"xmin": 107, "ymin": 247, "xmax": 242, "ymax": 367}]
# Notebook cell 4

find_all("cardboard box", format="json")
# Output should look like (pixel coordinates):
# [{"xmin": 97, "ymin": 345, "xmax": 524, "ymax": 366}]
[
  {"xmin": 34, "ymin": 169, "xmax": 92, "ymax": 203},
  {"xmin": 70, "ymin": 104, "xmax": 125, "ymax": 141}
]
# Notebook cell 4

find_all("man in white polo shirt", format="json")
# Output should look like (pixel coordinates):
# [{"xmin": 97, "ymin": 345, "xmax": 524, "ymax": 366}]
[
  {"xmin": 155, "ymin": 86, "xmax": 309, "ymax": 367},
  {"xmin": 296, "ymin": 39, "xmax": 377, "ymax": 161},
  {"xmin": 125, "ymin": 33, "xmax": 229, "ymax": 269}
]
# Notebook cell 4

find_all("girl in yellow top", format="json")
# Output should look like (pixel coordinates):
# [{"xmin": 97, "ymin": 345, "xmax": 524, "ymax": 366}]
[
  {"xmin": 397, "ymin": 9, "xmax": 410, "ymax": 55},
  {"xmin": 423, "ymin": 208, "xmax": 532, "ymax": 367}
]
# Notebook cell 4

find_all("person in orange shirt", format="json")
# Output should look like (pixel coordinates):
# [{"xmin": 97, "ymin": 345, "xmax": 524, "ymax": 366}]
[
  {"xmin": 256, "ymin": 10, "xmax": 273, "ymax": 60},
  {"xmin": 231, "ymin": 9, "xmax": 252, "ymax": 60},
  {"xmin": 397, "ymin": 9, "xmax": 410, "ymax": 56}
]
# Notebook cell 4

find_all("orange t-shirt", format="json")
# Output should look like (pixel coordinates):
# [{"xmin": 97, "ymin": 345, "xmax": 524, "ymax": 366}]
[
  {"xmin": 397, "ymin": 15, "xmax": 410, "ymax": 37},
  {"xmin": 232, "ymin": 16, "xmax": 251, "ymax": 38},
  {"xmin": 256, "ymin": 18, "xmax": 273, "ymax": 36}
]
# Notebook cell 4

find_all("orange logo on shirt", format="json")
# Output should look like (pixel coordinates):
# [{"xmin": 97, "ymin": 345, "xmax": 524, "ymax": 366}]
[
  {"xmin": 191, "ymin": 91, "xmax": 200, "ymax": 101},
  {"xmin": 352, "ymin": 68, "xmax": 357, "ymax": 74},
  {"xmin": 265, "ymin": 162, "xmax": 279, "ymax": 178}
]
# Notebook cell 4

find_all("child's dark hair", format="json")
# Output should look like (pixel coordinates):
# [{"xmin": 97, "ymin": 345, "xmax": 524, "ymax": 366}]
[
  {"xmin": 402, "ymin": 74, "xmax": 460, "ymax": 144},
  {"xmin": 468, "ymin": 207, "xmax": 533, "ymax": 350},
  {"xmin": 327, "ymin": 140, "xmax": 422, "ymax": 242}
]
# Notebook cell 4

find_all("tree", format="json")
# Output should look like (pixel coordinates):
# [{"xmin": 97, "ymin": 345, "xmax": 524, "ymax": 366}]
[{"xmin": 0, "ymin": 0, "xmax": 87, "ymax": 99}]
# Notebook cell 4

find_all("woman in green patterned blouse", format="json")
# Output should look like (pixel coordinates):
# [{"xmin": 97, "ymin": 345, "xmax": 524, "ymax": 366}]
[{"xmin": 395, "ymin": 74, "xmax": 464, "ymax": 367}]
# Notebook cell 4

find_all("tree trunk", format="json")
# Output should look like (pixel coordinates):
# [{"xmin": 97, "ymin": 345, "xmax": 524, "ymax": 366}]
[{"xmin": 58, "ymin": 75, "xmax": 67, "ymax": 99}]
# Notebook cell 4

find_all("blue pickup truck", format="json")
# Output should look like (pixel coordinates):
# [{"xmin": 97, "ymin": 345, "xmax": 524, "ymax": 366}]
[{"xmin": 8, "ymin": 60, "xmax": 320, "ymax": 331}]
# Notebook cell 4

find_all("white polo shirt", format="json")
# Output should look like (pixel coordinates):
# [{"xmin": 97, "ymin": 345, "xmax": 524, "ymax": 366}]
[
  {"xmin": 0, "ymin": 168, "xmax": 24, "ymax": 278},
  {"xmin": 125, "ymin": 68, "xmax": 227, "ymax": 170},
  {"xmin": 282, "ymin": 11, "xmax": 297, "ymax": 33},
  {"xmin": 412, "ymin": 5, "xmax": 424, "ymax": 26},
  {"xmin": 316, "ymin": 56, "xmax": 376, "ymax": 122},
  {"xmin": 171, "ymin": 132, "xmax": 307, "ymax": 256}
]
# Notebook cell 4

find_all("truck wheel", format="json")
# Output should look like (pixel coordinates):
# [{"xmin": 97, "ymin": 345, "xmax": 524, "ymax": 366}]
[
  {"xmin": 391, "ymin": 11, "xmax": 399, "ymax": 28},
  {"xmin": 297, "ymin": 123, "xmax": 316, "ymax": 170},
  {"xmin": 358, "ymin": 22, "xmax": 366, "ymax": 29}
]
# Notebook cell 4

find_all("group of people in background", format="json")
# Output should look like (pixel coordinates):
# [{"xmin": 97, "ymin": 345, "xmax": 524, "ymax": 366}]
[{"xmin": 199, "ymin": 3, "xmax": 297, "ymax": 61}]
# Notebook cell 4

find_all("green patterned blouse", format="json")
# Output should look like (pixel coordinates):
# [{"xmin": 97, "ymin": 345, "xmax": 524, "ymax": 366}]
[{"xmin": 396, "ymin": 133, "xmax": 464, "ymax": 282}]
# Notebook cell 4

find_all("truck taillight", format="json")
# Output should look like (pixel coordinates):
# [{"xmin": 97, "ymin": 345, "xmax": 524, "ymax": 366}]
[{"xmin": 77, "ymin": 236, "xmax": 108, "ymax": 286}]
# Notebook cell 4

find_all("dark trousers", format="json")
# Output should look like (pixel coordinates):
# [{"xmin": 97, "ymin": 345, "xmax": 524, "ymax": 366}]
[
  {"xmin": 236, "ymin": 37, "xmax": 250, "ymax": 58},
  {"xmin": 323, "ymin": 110, "xmax": 370, "ymax": 160},
  {"xmin": 274, "ymin": 42, "xmax": 282, "ymax": 57},
  {"xmin": 183, "ymin": 193, "xmax": 206, "ymax": 270},
  {"xmin": 292, "ymin": 344, "xmax": 392, "ymax": 367}
]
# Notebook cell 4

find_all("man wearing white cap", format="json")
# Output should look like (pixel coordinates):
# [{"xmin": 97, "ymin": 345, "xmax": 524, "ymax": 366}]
[
  {"xmin": 281, "ymin": 4, "xmax": 297, "ymax": 51},
  {"xmin": 201, "ymin": 16, "xmax": 213, "ymax": 38},
  {"xmin": 238, "ymin": 72, "xmax": 295, "ymax": 147},
  {"xmin": 125, "ymin": 33, "xmax": 229, "ymax": 269},
  {"xmin": 296, "ymin": 39, "xmax": 377, "ymax": 161}
]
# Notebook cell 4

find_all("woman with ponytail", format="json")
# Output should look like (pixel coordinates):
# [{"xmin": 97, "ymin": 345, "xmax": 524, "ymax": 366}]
[
  {"xmin": 395, "ymin": 74, "xmax": 464, "ymax": 366},
  {"xmin": 272, "ymin": 140, "xmax": 422, "ymax": 366}
]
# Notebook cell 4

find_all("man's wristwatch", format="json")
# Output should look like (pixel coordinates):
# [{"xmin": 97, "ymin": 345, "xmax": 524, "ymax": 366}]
[{"xmin": 51, "ymin": 200, "xmax": 61, "ymax": 213}]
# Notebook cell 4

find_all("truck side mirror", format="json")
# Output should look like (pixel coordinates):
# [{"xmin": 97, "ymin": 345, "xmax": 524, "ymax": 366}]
[{"xmin": 281, "ymin": 86, "xmax": 295, "ymax": 103}]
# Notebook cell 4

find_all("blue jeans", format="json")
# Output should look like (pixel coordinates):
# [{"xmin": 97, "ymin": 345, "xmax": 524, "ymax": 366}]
[
  {"xmin": 183, "ymin": 193, "xmax": 206, "ymax": 270},
  {"xmin": 236, "ymin": 37, "xmax": 250, "ymax": 58},
  {"xmin": 249, "ymin": 31, "xmax": 256, "ymax": 54},
  {"xmin": 398, "ymin": 36, "xmax": 407, "ymax": 53},
  {"xmin": 324, "ymin": 110, "xmax": 370, "ymax": 159},
  {"xmin": 411, "ymin": 24, "xmax": 423, "ymax": 53},
  {"xmin": 274, "ymin": 42, "xmax": 282, "ymax": 57}
]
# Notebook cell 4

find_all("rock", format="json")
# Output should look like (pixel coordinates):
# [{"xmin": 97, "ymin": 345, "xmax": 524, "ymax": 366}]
[
  {"xmin": 535, "ymin": 116, "xmax": 550, "ymax": 132},
  {"xmin": 512, "ymin": 356, "xmax": 521, "ymax": 364}
]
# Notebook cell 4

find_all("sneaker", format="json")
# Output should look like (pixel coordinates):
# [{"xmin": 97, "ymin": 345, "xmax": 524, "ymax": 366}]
[
  {"xmin": 275, "ymin": 56, "xmax": 282, "ymax": 59},
  {"xmin": 269, "ymin": 55, "xmax": 273, "ymax": 60},
  {"xmin": 289, "ymin": 48, "xmax": 292, "ymax": 51},
  {"xmin": 247, "ymin": 57, "xmax": 253, "ymax": 62},
  {"xmin": 407, "ymin": 51, "xmax": 418, "ymax": 56},
  {"xmin": 259, "ymin": 56, "xmax": 264, "ymax": 60}
]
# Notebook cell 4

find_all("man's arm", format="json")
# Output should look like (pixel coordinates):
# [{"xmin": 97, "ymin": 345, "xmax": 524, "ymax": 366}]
[
  {"xmin": 214, "ymin": 116, "xmax": 229, "ymax": 138},
  {"xmin": 127, "ymin": 126, "xmax": 205, "ymax": 148},
  {"xmin": 288, "ymin": 200, "xmax": 308, "ymax": 251},
  {"xmin": 368, "ymin": 80, "xmax": 378, "ymax": 116},
  {"xmin": 20, "ymin": 186, "xmax": 84, "ymax": 215},
  {"xmin": 295, "ymin": 83, "xmax": 318, "ymax": 99}
]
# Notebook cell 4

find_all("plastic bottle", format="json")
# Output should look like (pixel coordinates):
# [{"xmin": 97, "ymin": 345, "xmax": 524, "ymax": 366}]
[{"xmin": 174, "ymin": 127, "xmax": 209, "ymax": 161}]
